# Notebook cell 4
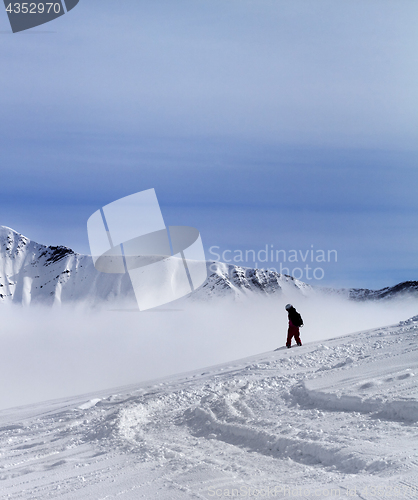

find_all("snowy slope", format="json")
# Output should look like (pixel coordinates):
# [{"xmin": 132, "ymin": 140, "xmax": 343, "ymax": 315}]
[{"xmin": 0, "ymin": 317, "xmax": 417, "ymax": 499}]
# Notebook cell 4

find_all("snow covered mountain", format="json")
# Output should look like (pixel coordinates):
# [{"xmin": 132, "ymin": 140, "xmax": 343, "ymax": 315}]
[
  {"xmin": 348, "ymin": 281, "xmax": 418, "ymax": 300},
  {"xmin": 192, "ymin": 261, "xmax": 314, "ymax": 300},
  {"xmin": 317, "ymin": 282, "xmax": 418, "ymax": 302},
  {"xmin": 0, "ymin": 316, "xmax": 417, "ymax": 498},
  {"xmin": 0, "ymin": 226, "xmax": 315, "ymax": 307},
  {"xmin": 0, "ymin": 226, "xmax": 135, "ymax": 307},
  {"xmin": 1, "ymin": 226, "xmax": 417, "ymax": 306}
]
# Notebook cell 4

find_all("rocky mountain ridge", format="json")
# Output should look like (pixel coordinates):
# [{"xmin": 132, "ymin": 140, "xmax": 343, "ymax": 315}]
[{"xmin": 1, "ymin": 226, "xmax": 417, "ymax": 307}]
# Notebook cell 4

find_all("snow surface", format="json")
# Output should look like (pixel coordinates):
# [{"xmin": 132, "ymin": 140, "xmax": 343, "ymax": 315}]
[{"xmin": 0, "ymin": 317, "xmax": 417, "ymax": 499}]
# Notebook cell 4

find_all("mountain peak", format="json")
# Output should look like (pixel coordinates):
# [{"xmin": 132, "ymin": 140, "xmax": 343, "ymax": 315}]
[
  {"xmin": 0, "ymin": 226, "xmax": 417, "ymax": 307},
  {"xmin": 0, "ymin": 225, "xmax": 28, "ymax": 240}
]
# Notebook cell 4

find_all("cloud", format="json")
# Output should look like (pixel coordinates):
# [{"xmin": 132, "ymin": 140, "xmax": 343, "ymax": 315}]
[
  {"xmin": 1, "ymin": 0, "xmax": 417, "ymax": 147},
  {"xmin": 0, "ymin": 295, "xmax": 417, "ymax": 410}
]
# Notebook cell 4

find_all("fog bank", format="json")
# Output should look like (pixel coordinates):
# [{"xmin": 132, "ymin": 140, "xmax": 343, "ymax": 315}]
[{"xmin": 0, "ymin": 295, "xmax": 416, "ymax": 410}]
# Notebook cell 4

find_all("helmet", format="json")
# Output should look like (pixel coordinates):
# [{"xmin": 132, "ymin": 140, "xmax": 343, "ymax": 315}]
[{"xmin": 285, "ymin": 304, "xmax": 292, "ymax": 310}]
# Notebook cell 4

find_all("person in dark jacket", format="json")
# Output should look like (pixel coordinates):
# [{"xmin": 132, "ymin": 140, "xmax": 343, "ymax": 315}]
[{"xmin": 285, "ymin": 304, "xmax": 303, "ymax": 348}]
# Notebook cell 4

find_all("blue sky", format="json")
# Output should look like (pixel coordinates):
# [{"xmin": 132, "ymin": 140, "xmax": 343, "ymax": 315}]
[{"xmin": 1, "ymin": 0, "xmax": 417, "ymax": 288}]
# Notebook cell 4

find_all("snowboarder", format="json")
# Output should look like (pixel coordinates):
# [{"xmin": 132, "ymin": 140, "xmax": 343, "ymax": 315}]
[{"xmin": 285, "ymin": 304, "xmax": 303, "ymax": 348}]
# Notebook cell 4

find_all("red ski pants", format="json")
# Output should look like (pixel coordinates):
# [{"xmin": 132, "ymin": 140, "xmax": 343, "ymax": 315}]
[{"xmin": 286, "ymin": 325, "xmax": 301, "ymax": 347}]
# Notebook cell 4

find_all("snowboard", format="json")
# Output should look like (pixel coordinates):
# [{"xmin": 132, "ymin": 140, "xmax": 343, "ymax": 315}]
[{"xmin": 274, "ymin": 344, "xmax": 302, "ymax": 351}]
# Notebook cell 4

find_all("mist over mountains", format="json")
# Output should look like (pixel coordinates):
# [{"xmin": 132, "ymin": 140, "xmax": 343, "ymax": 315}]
[{"xmin": 0, "ymin": 226, "xmax": 417, "ymax": 307}]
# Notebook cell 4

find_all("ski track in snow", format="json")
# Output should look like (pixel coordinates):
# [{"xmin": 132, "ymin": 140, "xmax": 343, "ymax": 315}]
[{"xmin": 0, "ymin": 319, "xmax": 418, "ymax": 499}]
